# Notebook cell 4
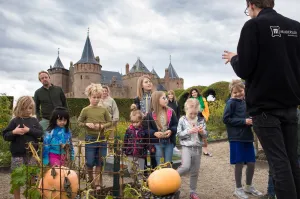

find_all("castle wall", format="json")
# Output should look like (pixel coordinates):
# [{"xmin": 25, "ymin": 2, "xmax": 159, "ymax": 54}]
[
  {"xmin": 166, "ymin": 78, "xmax": 184, "ymax": 90},
  {"xmin": 73, "ymin": 63, "xmax": 101, "ymax": 98},
  {"xmin": 48, "ymin": 68, "xmax": 69, "ymax": 92}
]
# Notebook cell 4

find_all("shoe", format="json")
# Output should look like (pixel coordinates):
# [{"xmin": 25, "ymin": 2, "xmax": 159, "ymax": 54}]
[
  {"xmin": 203, "ymin": 152, "xmax": 213, "ymax": 157},
  {"xmin": 244, "ymin": 185, "xmax": 263, "ymax": 196},
  {"xmin": 190, "ymin": 192, "xmax": 200, "ymax": 199},
  {"xmin": 234, "ymin": 188, "xmax": 248, "ymax": 199},
  {"xmin": 259, "ymin": 194, "xmax": 276, "ymax": 199}
]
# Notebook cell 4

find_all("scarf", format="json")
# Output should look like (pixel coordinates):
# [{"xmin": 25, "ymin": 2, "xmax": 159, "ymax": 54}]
[
  {"xmin": 191, "ymin": 96, "xmax": 205, "ymax": 112},
  {"xmin": 140, "ymin": 92, "xmax": 151, "ymax": 115}
]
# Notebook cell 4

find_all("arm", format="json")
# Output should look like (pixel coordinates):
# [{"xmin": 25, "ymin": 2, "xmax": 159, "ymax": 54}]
[
  {"xmin": 111, "ymin": 99, "xmax": 119, "ymax": 121},
  {"xmin": 2, "ymin": 119, "xmax": 17, "ymax": 141},
  {"xmin": 177, "ymin": 118, "xmax": 190, "ymax": 139},
  {"xmin": 200, "ymin": 120, "xmax": 208, "ymax": 139},
  {"xmin": 223, "ymin": 102, "xmax": 246, "ymax": 126},
  {"xmin": 123, "ymin": 129, "xmax": 130, "ymax": 153},
  {"xmin": 42, "ymin": 132, "xmax": 51, "ymax": 165},
  {"xmin": 27, "ymin": 118, "xmax": 44, "ymax": 138},
  {"xmin": 60, "ymin": 88, "xmax": 67, "ymax": 108},
  {"xmin": 102, "ymin": 109, "xmax": 112, "ymax": 129},
  {"xmin": 77, "ymin": 109, "xmax": 86, "ymax": 127},
  {"xmin": 231, "ymin": 20, "xmax": 259, "ymax": 79},
  {"xmin": 34, "ymin": 91, "xmax": 41, "ymax": 120}
]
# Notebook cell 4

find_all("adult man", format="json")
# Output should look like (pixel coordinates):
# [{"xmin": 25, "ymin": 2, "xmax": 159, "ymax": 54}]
[
  {"xmin": 34, "ymin": 71, "xmax": 67, "ymax": 131},
  {"xmin": 222, "ymin": 0, "xmax": 300, "ymax": 198}
]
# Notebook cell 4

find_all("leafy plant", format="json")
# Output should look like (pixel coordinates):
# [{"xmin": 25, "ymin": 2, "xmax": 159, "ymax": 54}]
[{"xmin": 10, "ymin": 164, "xmax": 41, "ymax": 198}]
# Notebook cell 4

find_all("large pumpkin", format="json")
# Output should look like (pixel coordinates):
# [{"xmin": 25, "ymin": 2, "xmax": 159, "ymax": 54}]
[
  {"xmin": 38, "ymin": 166, "xmax": 79, "ymax": 199},
  {"xmin": 148, "ymin": 168, "xmax": 181, "ymax": 196}
]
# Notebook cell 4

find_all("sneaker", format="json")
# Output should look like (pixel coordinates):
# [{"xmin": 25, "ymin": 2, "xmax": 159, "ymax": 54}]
[
  {"xmin": 244, "ymin": 185, "xmax": 263, "ymax": 196},
  {"xmin": 190, "ymin": 192, "xmax": 201, "ymax": 199},
  {"xmin": 234, "ymin": 188, "xmax": 249, "ymax": 199}
]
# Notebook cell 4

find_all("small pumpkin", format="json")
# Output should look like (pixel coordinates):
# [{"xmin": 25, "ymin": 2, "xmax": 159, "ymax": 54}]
[
  {"xmin": 148, "ymin": 168, "xmax": 181, "ymax": 196},
  {"xmin": 38, "ymin": 166, "xmax": 79, "ymax": 199}
]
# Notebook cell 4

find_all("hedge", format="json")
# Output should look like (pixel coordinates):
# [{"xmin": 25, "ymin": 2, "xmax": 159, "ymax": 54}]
[
  {"xmin": 67, "ymin": 98, "xmax": 134, "ymax": 121},
  {"xmin": 202, "ymin": 81, "xmax": 230, "ymax": 102}
]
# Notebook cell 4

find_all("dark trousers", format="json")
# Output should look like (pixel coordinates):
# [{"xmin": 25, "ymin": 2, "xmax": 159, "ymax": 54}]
[{"xmin": 253, "ymin": 107, "xmax": 300, "ymax": 199}]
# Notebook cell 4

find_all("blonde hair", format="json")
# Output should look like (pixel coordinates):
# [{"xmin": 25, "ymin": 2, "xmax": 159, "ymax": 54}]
[
  {"xmin": 151, "ymin": 91, "xmax": 168, "ymax": 130},
  {"xmin": 137, "ymin": 75, "xmax": 153, "ymax": 100},
  {"xmin": 85, "ymin": 83, "xmax": 103, "ymax": 97},
  {"xmin": 184, "ymin": 98, "xmax": 200, "ymax": 113},
  {"xmin": 229, "ymin": 79, "xmax": 245, "ymax": 93},
  {"xmin": 130, "ymin": 104, "xmax": 143, "ymax": 122},
  {"xmin": 38, "ymin": 71, "xmax": 50, "ymax": 80},
  {"xmin": 13, "ymin": 96, "xmax": 35, "ymax": 118},
  {"xmin": 167, "ymin": 90, "xmax": 176, "ymax": 101}
]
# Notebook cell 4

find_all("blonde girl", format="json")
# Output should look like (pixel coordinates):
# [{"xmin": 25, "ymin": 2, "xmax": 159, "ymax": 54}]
[
  {"xmin": 144, "ymin": 91, "xmax": 178, "ymax": 165},
  {"xmin": 78, "ymin": 83, "xmax": 112, "ymax": 188},
  {"xmin": 2, "ymin": 96, "xmax": 43, "ymax": 199}
]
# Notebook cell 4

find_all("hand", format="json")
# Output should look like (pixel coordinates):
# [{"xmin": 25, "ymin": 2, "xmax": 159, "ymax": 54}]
[
  {"xmin": 94, "ymin": 123, "xmax": 100, "ymax": 130},
  {"xmin": 164, "ymin": 130, "xmax": 171, "ymax": 138},
  {"xmin": 86, "ymin": 123, "xmax": 95, "ymax": 129},
  {"xmin": 154, "ymin": 132, "xmax": 163, "ymax": 138},
  {"xmin": 12, "ymin": 125, "xmax": 25, "ymax": 135},
  {"xmin": 198, "ymin": 126, "xmax": 204, "ymax": 134},
  {"xmin": 222, "ymin": 50, "xmax": 237, "ymax": 64},
  {"xmin": 22, "ymin": 124, "xmax": 30, "ymax": 133},
  {"xmin": 246, "ymin": 118, "xmax": 253, "ymax": 125},
  {"xmin": 189, "ymin": 127, "xmax": 199, "ymax": 134}
]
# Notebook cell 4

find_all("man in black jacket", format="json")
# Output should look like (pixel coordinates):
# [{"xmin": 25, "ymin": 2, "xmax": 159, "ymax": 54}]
[
  {"xmin": 222, "ymin": 0, "xmax": 300, "ymax": 198},
  {"xmin": 34, "ymin": 71, "xmax": 67, "ymax": 131}
]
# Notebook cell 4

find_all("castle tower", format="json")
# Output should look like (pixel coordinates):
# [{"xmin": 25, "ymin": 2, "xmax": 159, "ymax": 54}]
[
  {"xmin": 73, "ymin": 31, "xmax": 101, "ymax": 98},
  {"xmin": 48, "ymin": 48, "xmax": 69, "ymax": 92},
  {"xmin": 163, "ymin": 55, "xmax": 184, "ymax": 90}
]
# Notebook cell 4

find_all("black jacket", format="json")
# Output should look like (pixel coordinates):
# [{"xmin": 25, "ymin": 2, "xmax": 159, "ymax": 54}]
[
  {"xmin": 223, "ymin": 98, "xmax": 254, "ymax": 142},
  {"xmin": 34, "ymin": 85, "xmax": 67, "ymax": 120},
  {"xmin": 167, "ymin": 100, "xmax": 180, "ymax": 119},
  {"xmin": 143, "ymin": 109, "xmax": 178, "ymax": 145},
  {"xmin": 231, "ymin": 8, "xmax": 300, "ymax": 115},
  {"xmin": 2, "ymin": 117, "xmax": 43, "ymax": 157}
]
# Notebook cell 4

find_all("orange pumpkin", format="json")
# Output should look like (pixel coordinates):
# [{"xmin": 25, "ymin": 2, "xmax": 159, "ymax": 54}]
[
  {"xmin": 38, "ymin": 166, "xmax": 79, "ymax": 199},
  {"xmin": 148, "ymin": 168, "xmax": 181, "ymax": 196}
]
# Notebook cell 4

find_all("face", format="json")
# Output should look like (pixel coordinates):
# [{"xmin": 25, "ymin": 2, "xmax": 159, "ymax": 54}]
[
  {"xmin": 246, "ymin": 3, "xmax": 257, "ymax": 18},
  {"xmin": 89, "ymin": 93, "xmax": 101, "ymax": 106},
  {"xmin": 191, "ymin": 90, "xmax": 198, "ymax": 98},
  {"xmin": 131, "ymin": 120, "xmax": 141, "ymax": 128},
  {"xmin": 231, "ymin": 87, "xmax": 245, "ymax": 99},
  {"xmin": 186, "ymin": 108, "xmax": 198, "ymax": 120},
  {"xmin": 168, "ymin": 93, "xmax": 174, "ymax": 100},
  {"xmin": 102, "ymin": 88, "xmax": 108, "ymax": 98},
  {"xmin": 142, "ymin": 78, "xmax": 152, "ymax": 91},
  {"xmin": 57, "ymin": 118, "xmax": 67, "ymax": 128},
  {"xmin": 22, "ymin": 104, "xmax": 33, "ymax": 117},
  {"xmin": 159, "ymin": 94, "xmax": 168, "ymax": 107},
  {"xmin": 39, "ymin": 73, "xmax": 51, "ymax": 87}
]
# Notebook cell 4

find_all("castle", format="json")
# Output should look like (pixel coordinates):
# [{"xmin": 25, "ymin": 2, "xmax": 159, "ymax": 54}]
[{"xmin": 47, "ymin": 33, "xmax": 184, "ymax": 98}]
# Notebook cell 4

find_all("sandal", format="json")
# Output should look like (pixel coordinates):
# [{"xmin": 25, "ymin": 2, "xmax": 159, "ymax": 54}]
[{"xmin": 203, "ymin": 152, "xmax": 213, "ymax": 157}]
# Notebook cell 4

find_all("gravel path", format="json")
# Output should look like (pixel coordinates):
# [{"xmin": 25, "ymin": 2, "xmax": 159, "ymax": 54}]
[{"xmin": 0, "ymin": 141, "xmax": 269, "ymax": 199}]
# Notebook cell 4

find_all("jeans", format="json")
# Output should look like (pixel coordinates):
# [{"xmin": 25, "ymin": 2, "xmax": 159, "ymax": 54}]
[
  {"xmin": 85, "ymin": 135, "xmax": 107, "ymax": 167},
  {"xmin": 155, "ymin": 143, "xmax": 174, "ymax": 165},
  {"xmin": 253, "ymin": 108, "xmax": 300, "ymax": 199},
  {"xmin": 268, "ymin": 170, "xmax": 275, "ymax": 197}
]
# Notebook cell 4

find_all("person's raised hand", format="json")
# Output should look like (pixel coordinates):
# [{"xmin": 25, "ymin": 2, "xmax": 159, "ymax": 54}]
[{"xmin": 222, "ymin": 50, "xmax": 237, "ymax": 64}]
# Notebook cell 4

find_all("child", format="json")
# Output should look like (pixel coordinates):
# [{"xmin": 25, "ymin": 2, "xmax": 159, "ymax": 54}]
[
  {"xmin": 223, "ymin": 79, "xmax": 262, "ymax": 199},
  {"xmin": 2, "ymin": 96, "xmax": 43, "ymax": 199},
  {"xmin": 177, "ymin": 98, "xmax": 207, "ymax": 199},
  {"xmin": 144, "ymin": 91, "xmax": 178, "ymax": 165},
  {"xmin": 133, "ymin": 75, "xmax": 157, "ymax": 169},
  {"xmin": 123, "ymin": 105, "xmax": 147, "ymax": 179},
  {"xmin": 42, "ymin": 107, "xmax": 74, "ymax": 167},
  {"xmin": 78, "ymin": 83, "xmax": 112, "ymax": 188},
  {"xmin": 188, "ymin": 88, "xmax": 212, "ymax": 157}
]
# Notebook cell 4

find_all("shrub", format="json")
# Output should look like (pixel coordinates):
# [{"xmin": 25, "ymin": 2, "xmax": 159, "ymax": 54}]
[
  {"xmin": 173, "ymin": 89, "xmax": 185, "ymax": 98},
  {"xmin": 206, "ymin": 100, "xmax": 226, "ymax": 134},
  {"xmin": 0, "ymin": 96, "xmax": 13, "ymax": 167}
]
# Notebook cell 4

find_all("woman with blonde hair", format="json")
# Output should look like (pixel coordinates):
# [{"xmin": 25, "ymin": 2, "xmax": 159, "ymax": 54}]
[{"xmin": 167, "ymin": 90, "xmax": 180, "ymax": 120}]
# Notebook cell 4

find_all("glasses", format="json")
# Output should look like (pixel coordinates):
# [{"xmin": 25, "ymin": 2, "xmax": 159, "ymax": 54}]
[
  {"xmin": 244, "ymin": 7, "xmax": 249, "ymax": 16},
  {"xmin": 161, "ymin": 96, "xmax": 167, "ymax": 100}
]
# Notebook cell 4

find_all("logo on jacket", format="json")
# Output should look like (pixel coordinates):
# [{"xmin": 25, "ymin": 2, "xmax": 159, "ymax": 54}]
[
  {"xmin": 270, "ymin": 26, "xmax": 281, "ymax": 37},
  {"xmin": 270, "ymin": 26, "xmax": 298, "ymax": 37}
]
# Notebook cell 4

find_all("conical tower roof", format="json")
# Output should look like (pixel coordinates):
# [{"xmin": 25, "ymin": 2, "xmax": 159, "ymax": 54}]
[
  {"xmin": 75, "ymin": 32, "xmax": 99, "ymax": 65},
  {"xmin": 129, "ymin": 57, "xmax": 150, "ymax": 73},
  {"xmin": 151, "ymin": 68, "xmax": 160, "ymax": 78},
  {"xmin": 52, "ymin": 48, "xmax": 64, "ymax": 68}
]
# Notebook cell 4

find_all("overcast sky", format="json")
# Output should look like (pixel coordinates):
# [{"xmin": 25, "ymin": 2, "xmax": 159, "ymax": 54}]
[{"xmin": 0, "ymin": 0, "xmax": 299, "ymax": 100}]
